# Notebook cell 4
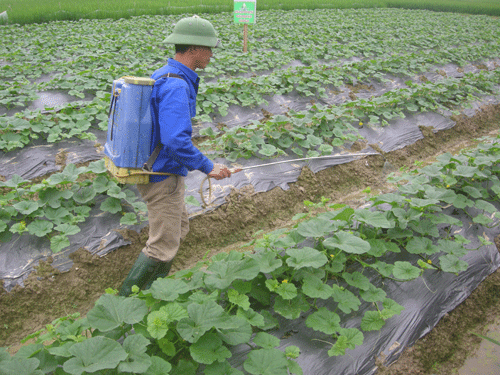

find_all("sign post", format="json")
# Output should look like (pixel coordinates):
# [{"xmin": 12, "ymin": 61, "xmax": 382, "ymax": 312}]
[{"xmin": 234, "ymin": 0, "xmax": 256, "ymax": 53}]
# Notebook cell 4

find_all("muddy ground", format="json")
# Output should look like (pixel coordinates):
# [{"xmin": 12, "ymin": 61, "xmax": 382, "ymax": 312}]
[{"xmin": 1, "ymin": 104, "xmax": 500, "ymax": 374}]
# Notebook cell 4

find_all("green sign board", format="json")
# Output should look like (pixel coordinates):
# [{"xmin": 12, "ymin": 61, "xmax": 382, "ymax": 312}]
[{"xmin": 234, "ymin": 0, "xmax": 256, "ymax": 24}]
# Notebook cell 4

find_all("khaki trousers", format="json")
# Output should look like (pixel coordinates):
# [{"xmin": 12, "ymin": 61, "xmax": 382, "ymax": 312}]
[{"xmin": 136, "ymin": 175, "xmax": 189, "ymax": 262}]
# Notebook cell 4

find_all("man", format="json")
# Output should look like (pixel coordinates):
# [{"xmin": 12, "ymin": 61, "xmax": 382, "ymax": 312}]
[{"xmin": 119, "ymin": 15, "xmax": 232, "ymax": 296}]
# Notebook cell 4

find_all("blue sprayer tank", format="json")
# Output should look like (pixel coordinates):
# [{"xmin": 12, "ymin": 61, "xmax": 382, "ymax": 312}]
[{"xmin": 104, "ymin": 76, "xmax": 155, "ymax": 169}]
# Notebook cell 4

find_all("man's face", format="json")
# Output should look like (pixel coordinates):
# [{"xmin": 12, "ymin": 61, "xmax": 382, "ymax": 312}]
[{"xmin": 190, "ymin": 46, "xmax": 213, "ymax": 70}]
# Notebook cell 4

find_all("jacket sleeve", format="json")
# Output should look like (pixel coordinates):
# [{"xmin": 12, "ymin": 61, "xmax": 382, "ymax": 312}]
[{"xmin": 153, "ymin": 79, "xmax": 214, "ymax": 174}]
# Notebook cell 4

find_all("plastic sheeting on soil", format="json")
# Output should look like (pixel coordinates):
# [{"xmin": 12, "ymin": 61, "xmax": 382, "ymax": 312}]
[
  {"xmin": 224, "ymin": 202, "xmax": 500, "ymax": 375},
  {"xmin": 1, "ymin": 56, "xmax": 500, "ymax": 289},
  {"xmin": 0, "ymin": 51, "xmax": 500, "ymax": 374}
]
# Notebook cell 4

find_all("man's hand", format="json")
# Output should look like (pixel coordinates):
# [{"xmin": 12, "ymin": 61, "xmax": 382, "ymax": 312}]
[{"xmin": 208, "ymin": 164, "xmax": 232, "ymax": 180}]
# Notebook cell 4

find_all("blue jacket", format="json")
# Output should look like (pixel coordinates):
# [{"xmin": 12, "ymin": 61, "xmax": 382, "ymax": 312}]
[{"xmin": 149, "ymin": 58, "xmax": 214, "ymax": 182}]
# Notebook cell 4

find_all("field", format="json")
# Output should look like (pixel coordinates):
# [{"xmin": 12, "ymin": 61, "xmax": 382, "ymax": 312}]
[
  {"xmin": 2, "ymin": 0, "xmax": 500, "ymax": 25},
  {"xmin": 1, "ymin": 2, "xmax": 500, "ymax": 375}
]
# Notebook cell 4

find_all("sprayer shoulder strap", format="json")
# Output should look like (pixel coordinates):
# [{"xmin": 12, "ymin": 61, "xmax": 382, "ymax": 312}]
[{"xmin": 143, "ymin": 73, "xmax": 185, "ymax": 172}]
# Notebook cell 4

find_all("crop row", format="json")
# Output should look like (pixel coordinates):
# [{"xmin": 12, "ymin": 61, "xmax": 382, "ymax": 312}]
[
  {"xmin": 197, "ymin": 43, "xmax": 500, "ymax": 119},
  {"xmin": 0, "ymin": 160, "xmax": 146, "ymax": 253},
  {"xmin": 2, "ymin": 134, "xmax": 499, "ymax": 374},
  {"xmin": 1, "ymin": 9, "xmax": 499, "ymax": 94},
  {"xmin": 198, "ymin": 68, "xmax": 500, "ymax": 161},
  {"xmin": 0, "ymin": 57, "xmax": 498, "ymax": 154},
  {"xmin": 1, "ymin": 34, "xmax": 499, "ymax": 113}
]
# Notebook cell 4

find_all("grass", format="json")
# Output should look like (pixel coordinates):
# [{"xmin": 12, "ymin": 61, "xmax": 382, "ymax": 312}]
[{"xmin": 0, "ymin": 0, "xmax": 499, "ymax": 25}]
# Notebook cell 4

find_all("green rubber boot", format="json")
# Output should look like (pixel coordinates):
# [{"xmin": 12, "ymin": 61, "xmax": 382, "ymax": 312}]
[
  {"xmin": 119, "ymin": 252, "xmax": 159, "ymax": 297},
  {"xmin": 143, "ymin": 260, "xmax": 173, "ymax": 290}
]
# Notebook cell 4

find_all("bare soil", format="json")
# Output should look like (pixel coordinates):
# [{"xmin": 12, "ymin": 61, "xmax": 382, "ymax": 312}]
[{"xmin": 2, "ymin": 104, "xmax": 500, "ymax": 374}]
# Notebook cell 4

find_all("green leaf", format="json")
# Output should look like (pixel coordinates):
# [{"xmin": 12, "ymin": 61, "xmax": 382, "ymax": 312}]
[
  {"xmin": 353, "ymin": 209, "xmax": 393, "ymax": 228},
  {"xmin": 9, "ymin": 222, "xmax": 26, "ymax": 235},
  {"xmin": 437, "ymin": 239, "xmax": 467, "ymax": 257},
  {"xmin": 150, "ymin": 278, "xmax": 192, "ymax": 301},
  {"xmin": 87, "ymin": 159, "xmax": 108, "ymax": 174},
  {"xmin": 285, "ymin": 346, "xmax": 301, "ymax": 359},
  {"xmin": 177, "ymin": 301, "xmax": 234, "ymax": 343},
  {"xmin": 100, "ymin": 197, "xmax": 122, "ymax": 214},
  {"xmin": 228, "ymin": 289, "xmax": 250, "ymax": 310},
  {"xmin": 306, "ymin": 307, "xmax": 341, "ymax": 335},
  {"xmin": 474, "ymin": 199, "xmax": 497, "ymax": 214},
  {"xmin": 0, "ymin": 174, "xmax": 27, "ymax": 188},
  {"xmin": 360, "ymin": 284, "xmax": 387, "ymax": 302},
  {"xmin": 50, "ymin": 235, "xmax": 70, "ymax": 253},
  {"xmin": 0, "ymin": 358, "xmax": 43, "ymax": 375},
  {"xmin": 328, "ymin": 328, "xmax": 364, "ymax": 357},
  {"xmin": 107, "ymin": 185, "xmax": 127, "ymax": 199},
  {"xmin": 259, "ymin": 144, "xmax": 278, "ymax": 157},
  {"xmin": 296, "ymin": 218, "xmax": 335, "ymax": 238},
  {"xmin": 276, "ymin": 281, "xmax": 298, "ymax": 300},
  {"xmin": 381, "ymin": 298, "xmax": 405, "ymax": 320},
  {"xmin": 462, "ymin": 185, "xmax": 483, "ymax": 198},
  {"xmin": 190, "ymin": 333, "xmax": 232, "ymax": 365},
  {"xmin": 236, "ymin": 307, "xmax": 265, "ymax": 327},
  {"xmin": 62, "ymin": 164, "xmax": 85, "ymax": 181},
  {"xmin": 144, "ymin": 356, "xmax": 172, "ymax": 375},
  {"xmin": 452, "ymin": 194, "xmax": 474, "ymax": 209},
  {"xmin": 147, "ymin": 309, "xmax": 171, "ymax": 340},
  {"xmin": 204, "ymin": 361, "xmax": 244, "ymax": 375},
  {"xmin": 253, "ymin": 332, "xmax": 281, "ymax": 349},
  {"xmin": 54, "ymin": 223, "xmax": 81, "ymax": 236},
  {"xmin": 274, "ymin": 294, "xmax": 310, "ymax": 320},
  {"xmin": 38, "ymin": 188, "xmax": 63, "ymax": 209},
  {"xmin": 44, "ymin": 207, "xmax": 71, "ymax": 223},
  {"xmin": 409, "ymin": 219, "xmax": 440, "ymax": 238},
  {"xmin": 47, "ymin": 341, "xmax": 76, "ymax": 358},
  {"xmin": 325, "ymin": 256, "xmax": 346, "ymax": 273},
  {"xmin": 251, "ymin": 250, "xmax": 283, "ymax": 273},
  {"xmin": 118, "ymin": 335, "xmax": 152, "ymax": 374},
  {"xmin": 120, "ymin": 212, "xmax": 138, "ymax": 225},
  {"xmin": 63, "ymin": 336, "xmax": 127, "ymax": 375},
  {"xmin": 331, "ymin": 285, "xmax": 361, "ymax": 314},
  {"xmin": 158, "ymin": 338, "xmax": 176, "ymax": 357},
  {"xmin": 454, "ymin": 165, "xmax": 477, "ymax": 178},
  {"xmin": 392, "ymin": 261, "xmax": 421, "ymax": 280},
  {"xmin": 217, "ymin": 316, "xmax": 253, "ymax": 346},
  {"xmin": 342, "ymin": 271, "xmax": 371, "ymax": 291},
  {"xmin": 243, "ymin": 349, "xmax": 289, "ymax": 375},
  {"xmin": 323, "ymin": 231, "xmax": 371, "ymax": 254},
  {"xmin": 285, "ymin": 247, "xmax": 328, "ymax": 270},
  {"xmin": 87, "ymin": 294, "xmax": 148, "ymax": 331},
  {"xmin": 473, "ymin": 213, "xmax": 494, "ymax": 225},
  {"xmin": 439, "ymin": 254, "xmax": 468, "ymax": 273},
  {"xmin": 302, "ymin": 275, "xmax": 332, "ymax": 299},
  {"xmin": 371, "ymin": 261, "xmax": 394, "ymax": 278},
  {"xmin": 13, "ymin": 200, "xmax": 39, "ymax": 215},
  {"xmin": 73, "ymin": 186, "xmax": 96, "ymax": 204},
  {"xmin": 93, "ymin": 175, "xmax": 116, "ymax": 193},
  {"xmin": 361, "ymin": 310, "xmax": 385, "ymax": 331},
  {"xmin": 172, "ymin": 359, "xmax": 198, "ymax": 375},
  {"xmin": 406, "ymin": 237, "xmax": 439, "ymax": 255},
  {"xmin": 27, "ymin": 220, "xmax": 53, "ymax": 237},
  {"xmin": 204, "ymin": 257, "xmax": 261, "ymax": 290},
  {"xmin": 259, "ymin": 310, "xmax": 279, "ymax": 331}
]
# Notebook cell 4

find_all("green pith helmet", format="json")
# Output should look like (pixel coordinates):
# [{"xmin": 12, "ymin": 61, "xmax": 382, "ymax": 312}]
[{"xmin": 164, "ymin": 15, "xmax": 221, "ymax": 48}]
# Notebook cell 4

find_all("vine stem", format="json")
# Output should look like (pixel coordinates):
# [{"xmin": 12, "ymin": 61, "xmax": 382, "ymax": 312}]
[
  {"xmin": 420, "ymin": 275, "xmax": 437, "ymax": 294},
  {"xmin": 311, "ymin": 338, "xmax": 334, "ymax": 346}
]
